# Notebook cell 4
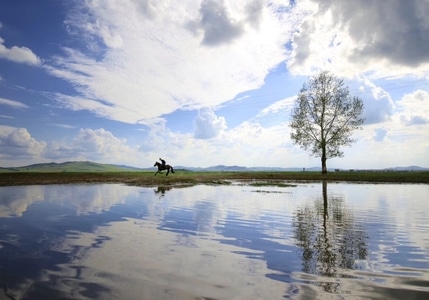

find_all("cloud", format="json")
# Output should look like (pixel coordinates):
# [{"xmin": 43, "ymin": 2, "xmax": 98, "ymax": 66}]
[
  {"xmin": 0, "ymin": 97, "xmax": 29, "ymax": 109},
  {"xmin": 49, "ymin": 123, "xmax": 76, "ymax": 129},
  {"xmin": 209, "ymin": 121, "xmax": 297, "ymax": 167},
  {"xmin": 189, "ymin": 0, "xmax": 244, "ymax": 46},
  {"xmin": 289, "ymin": 0, "xmax": 429, "ymax": 77},
  {"xmin": 346, "ymin": 88, "xmax": 429, "ymax": 169},
  {"xmin": 402, "ymin": 115, "xmax": 429, "ymax": 126},
  {"xmin": 0, "ymin": 126, "xmax": 46, "ymax": 161},
  {"xmin": 0, "ymin": 37, "xmax": 41, "ymax": 66},
  {"xmin": 355, "ymin": 76, "xmax": 394, "ymax": 124},
  {"xmin": 0, "ymin": 185, "xmax": 134, "ymax": 218},
  {"xmin": 256, "ymin": 96, "xmax": 295, "ymax": 118},
  {"xmin": 46, "ymin": 0, "xmax": 297, "ymax": 124},
  {"xmin": 397, "ymin": 89, "xmax": 429, "ymax": 126},
  {"xmin": 348, "ymin": 118, "xmax": 429, "ymax": 169},
  {"xmin": 73, "ymin": 128, "xmax": 129, "ymax": 156},
  {"xmin": 194, "ymin": 108, "xmax": 227, "ymax": 139},
  {"xmin": 323, "ymin": 0, "xmax": 429, "ymax": 67},
  {"xmin": 45, "ymin": 128, "xmax": 139, "ymax": 164},
  {"xmin": 140, "ymin": 119, "xmax": 298, "ymax": 168}
]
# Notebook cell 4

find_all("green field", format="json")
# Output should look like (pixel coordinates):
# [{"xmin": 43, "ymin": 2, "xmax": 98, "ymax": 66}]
[
  {"xmin": 1, "ymin": 170, "xmax": 428, "ymax": 187},
  {"xmin": 1, "ymin": 161, "xmax": 428, "ymax": 186},
  {"xmin": 0, "ymin": 161, "xmax": 139, "ymax": 173}
]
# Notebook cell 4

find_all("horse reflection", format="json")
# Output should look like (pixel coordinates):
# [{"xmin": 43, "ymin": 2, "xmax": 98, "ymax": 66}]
[{"xmin": 154, "ymin": 186, "xmax": 172, "ymax": 196}]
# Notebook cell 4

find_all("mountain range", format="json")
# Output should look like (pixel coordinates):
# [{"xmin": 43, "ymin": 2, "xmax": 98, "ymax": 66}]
[{"xmin": 0, "ymin": 161, "xmax": 428, "ymax": 173}]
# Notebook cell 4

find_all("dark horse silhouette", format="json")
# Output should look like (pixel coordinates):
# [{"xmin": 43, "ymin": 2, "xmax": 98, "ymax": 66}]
[{"xmin": 154, "ymin": 162, "xmax": 175, "ymax": 176}]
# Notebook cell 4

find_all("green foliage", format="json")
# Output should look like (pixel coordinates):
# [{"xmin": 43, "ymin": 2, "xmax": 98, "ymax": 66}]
[{"xmin": 289, "ymin": 71, "xmax": 365, "ymax": 173}]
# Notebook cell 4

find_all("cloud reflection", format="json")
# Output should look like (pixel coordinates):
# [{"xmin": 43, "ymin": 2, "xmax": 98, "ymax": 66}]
[
  {"xmin": 0, "ymin": 183, "xmax": 428, "ymax": 299},
  {"xmin": 0, "ymin": 184, "xmax": 136, "ymax": 217}
]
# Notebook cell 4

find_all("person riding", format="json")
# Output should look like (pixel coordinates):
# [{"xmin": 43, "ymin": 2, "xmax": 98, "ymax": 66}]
[
  {"xmin": 159, "ymin": 158, "xmax": 166, "ymax": 168},
  {"xmin": 154, "ymin": 158, "xmax": 174, "ymax": 176}
]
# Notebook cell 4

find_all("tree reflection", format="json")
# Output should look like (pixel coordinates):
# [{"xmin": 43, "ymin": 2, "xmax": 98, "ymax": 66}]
[{"xmin": 293, "ymin": 181, "xmax": 368, "ymax": 293}]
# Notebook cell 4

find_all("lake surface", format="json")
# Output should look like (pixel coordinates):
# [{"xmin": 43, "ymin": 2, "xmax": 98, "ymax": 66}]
[{"xmin": 0, "ymin": 182, "xmax": 428, "ymax": 299}]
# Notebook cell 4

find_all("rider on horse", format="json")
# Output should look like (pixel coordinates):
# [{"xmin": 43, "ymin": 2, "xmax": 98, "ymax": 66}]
[
  {"xmin": 159, "ymin": 158, "xmax": 166, "ymax": 168},
  {"xmin": 154, "ymin": 158, "xmax": 174, "ymax": 176}
]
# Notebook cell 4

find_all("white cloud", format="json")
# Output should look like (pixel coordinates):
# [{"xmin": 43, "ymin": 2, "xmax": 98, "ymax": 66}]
[
  {"xmin": 70, "ymin": 128, "xmax": 135, "ymax": 163},
  {"xmin": 212, "ymin": 121, "xmax": 315, "ymax": 167},
  {"xmin": 0, "ymin": 97, "xmax": 29, "ymax": 109},
  {"xmin": 289, "ymin": 0, "xmax": 429, "ymax": 77},
  {"xmin": 0, "ymin": 126, "xmax": 46, "ymax": 163},
  {"xmin": 45, "ymin": 128, "xmax": 141, "ymax": 166},
  {"xmin": 338, "ymin": 88, "xmax": 429, "ymax": 169},
  {"xmin": 2, "ymin": 114, "xmax": 426, "ymax": 169},
  {"xmin": 49, "ymin": 123, "xmax": 76, "ymax": 129},
  {"xmin": 150, "ymin": 120, "xmax": 302, "ymax": 168},
  {"xmin": 255, "ymin": 96, "xmax": 295, "ymax": 118},
  {"xmin": 397, "ymin": 90, "xmax": 429, "ymax": 126},
  {"xmin": 354, "ymin": 76, "xmax": 394, "ymax": 124},
  {"xmin": 194, "ymin": 108, "xmax": 227, "ymax": 139},
  {"xmin": 0, "ymin": 37, "xmax": 41, "ymax": 66},
  {"xmin": 73, "ymin": 128, "xmax": 128, "ymax": 154},
  {"xmin": 47, "ymin": 0, "xmax": 299, "ymax": 124},
  {"xmin": 119, "ymin": 117, "xmax": 305, "ymax": 168},
  {"xmin": 338, "ymin": 119, "xmax": 429, "ymax": 169}
]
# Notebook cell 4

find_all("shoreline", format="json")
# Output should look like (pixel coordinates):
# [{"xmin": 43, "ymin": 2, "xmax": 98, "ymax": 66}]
[{"xmin": 1, "ymin": 171, "xmax": 429, "ymax": 187}]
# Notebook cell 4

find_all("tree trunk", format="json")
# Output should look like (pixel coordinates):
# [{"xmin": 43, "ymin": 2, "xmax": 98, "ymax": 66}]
[
  {"xmin": 321, "ymin": 145, "xmax": 327, "ymax": 174},
  {"xmin": 321, "ymin": 157, "xmax": 327, "ymax": 174}
]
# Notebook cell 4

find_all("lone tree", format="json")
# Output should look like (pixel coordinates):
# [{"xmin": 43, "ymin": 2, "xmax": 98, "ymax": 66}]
[{"xmin": 289, "ymin": 71, "xmax": 365, "ymax": 174}]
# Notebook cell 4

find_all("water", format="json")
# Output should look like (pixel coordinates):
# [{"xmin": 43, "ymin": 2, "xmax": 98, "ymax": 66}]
[{"xmin": 0, "ymin": 182, "xmax": 428, "ymax": 299}]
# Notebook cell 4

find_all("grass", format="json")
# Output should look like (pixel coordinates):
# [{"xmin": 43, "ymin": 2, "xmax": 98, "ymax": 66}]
[
  {"xmin": 246, "ymin": 181, "xmax": 298, "ymax": 187},
  {"xmin": 1, "ymin": 170, "xmax": 428, "ymax": 187},
  {"xmin": 0, "ymin": 161, "xmax": 136, "ymax": 173}
]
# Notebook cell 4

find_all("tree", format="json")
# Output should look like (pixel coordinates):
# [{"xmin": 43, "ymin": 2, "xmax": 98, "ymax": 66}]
[{"xmin": 289, "ymin": 71, "xmax": 365, "ymax": 174}]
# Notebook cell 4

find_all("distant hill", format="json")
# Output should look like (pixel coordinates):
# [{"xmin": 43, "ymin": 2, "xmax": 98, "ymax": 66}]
[
  {"xmin": 1, "ymin": 161, "xmax": 428, "ymax": 173},
  {"xmin": 0, "ymin": 161, "xmax": 144, "ymax": 173},
  {"xmin": 385, "ymin": 166, "xmax": 429, "ymax": 171}
]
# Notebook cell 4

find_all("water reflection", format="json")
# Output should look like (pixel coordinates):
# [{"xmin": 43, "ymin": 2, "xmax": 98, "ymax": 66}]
[
  {"xmin": 153, "ymin": 185, "xmax": 172, "ymax": 197},
  {"xmin": 0, "ymin": 183, "xmax": 428, "ymax": 299},
  {"xmin": 0, "ymin": 184, "xmax": 137, "ymax": 217},
  {"xmin": 293, "ymin": 181, "xmax": 368, "ymax": 293},
  {"xmin": 0, "ymin": 184, "xmax": 150, "ymax": 299}
]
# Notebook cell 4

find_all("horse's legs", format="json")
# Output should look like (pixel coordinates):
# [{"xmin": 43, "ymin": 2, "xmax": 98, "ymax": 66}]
[{"xmin": 166, "ymin": 169, "xmax": 170, "ymax": 176}]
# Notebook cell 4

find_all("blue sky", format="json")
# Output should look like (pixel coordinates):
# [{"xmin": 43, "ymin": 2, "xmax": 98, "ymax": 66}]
[{"xmin": 0, "ymin": 0, "xmax": 428, "ymax": 169}]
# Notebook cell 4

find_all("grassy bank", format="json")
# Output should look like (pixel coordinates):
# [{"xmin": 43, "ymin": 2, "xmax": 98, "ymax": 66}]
[{"xmin": 1, "ymin": 170, "xmax": 428, "ymax": 187}]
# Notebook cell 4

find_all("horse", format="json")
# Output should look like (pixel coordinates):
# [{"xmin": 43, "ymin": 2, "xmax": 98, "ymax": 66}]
[{"xmin": 154, "ymin": 162, "xmax": 175, "ymax": 176}]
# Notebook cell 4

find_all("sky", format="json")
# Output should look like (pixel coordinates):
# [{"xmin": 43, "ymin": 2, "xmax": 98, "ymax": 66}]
[{"xmin": 0, "ymin": 0, "xmax": 428, "ymax": 169}]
